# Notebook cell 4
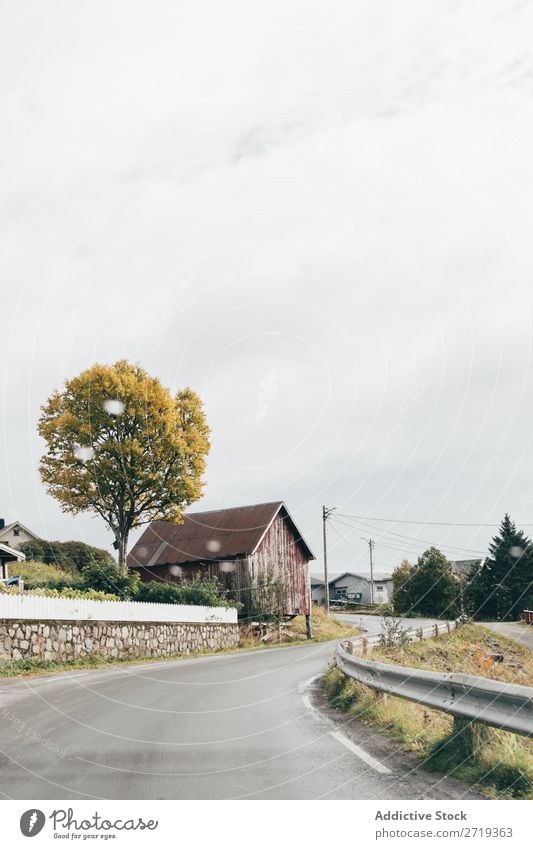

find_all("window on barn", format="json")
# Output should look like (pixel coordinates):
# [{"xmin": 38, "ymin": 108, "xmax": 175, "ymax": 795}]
[
  {"xmin": 335, "ymin": 586, "xmax": 348, "ymax": 599},
  {"xmin": 376, "ymin": 585, "xmax": 384, "ymax": 591}
]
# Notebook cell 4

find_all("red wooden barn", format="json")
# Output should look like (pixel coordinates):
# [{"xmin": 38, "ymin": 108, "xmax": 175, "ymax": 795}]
[{"xmin": 127, "ymin": 502, "xmax": 314, "ymax": 617}]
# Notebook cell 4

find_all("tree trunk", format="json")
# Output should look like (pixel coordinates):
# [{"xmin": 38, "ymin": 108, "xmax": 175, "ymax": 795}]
[{"xmin": 117, "ymin": 532, "xmax": 129, "ymax": 575}]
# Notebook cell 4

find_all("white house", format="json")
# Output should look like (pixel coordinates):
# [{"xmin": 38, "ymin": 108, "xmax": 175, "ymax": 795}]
[
  {"xmin": 0, "ymin": 519, "xmax": 41, "ymax": 551},
  {"xmin": 311, "ymin": 571, "xmax": 393, "ymax": 605},
  {"xmin": 0, "ymin": 542, "xmax": 25, "ymax": 581}
]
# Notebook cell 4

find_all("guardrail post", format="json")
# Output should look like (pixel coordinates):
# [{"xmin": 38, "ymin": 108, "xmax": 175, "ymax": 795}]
[
  {"xmin": 446, "ymin": 621, "xmax": 451, "ymax": 634},
  {"xmin": 361, "ymin": 637, "xmax": 368, "ymax": 657},
  {"xmin": 434, "ymin": 624, "xmax": 439, "ymax": 638},
  {"xmin": 452, "ymin": 716, "xmax": 494, "ymax": 758}
]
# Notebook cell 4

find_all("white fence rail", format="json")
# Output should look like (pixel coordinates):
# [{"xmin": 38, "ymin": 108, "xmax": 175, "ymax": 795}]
[
  {"xmin": 0, "ymin": 593, "xmax": 237, "ymax": 624},
  {"xmin": 336, "ymin": 622, "xmax": 533, "ymax": 737}
]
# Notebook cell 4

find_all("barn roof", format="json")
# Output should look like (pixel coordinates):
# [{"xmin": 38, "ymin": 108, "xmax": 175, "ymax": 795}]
[{"xmin": 128, "ymin": 501, "xmax": 315, "ymax": 569}]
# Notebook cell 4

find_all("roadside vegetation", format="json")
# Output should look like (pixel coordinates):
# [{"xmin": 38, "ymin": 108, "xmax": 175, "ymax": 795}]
[
  {"xmin": 2, "ymin": 559, "xmax": 233, "ymax": 608},
  {"xmin": 391, "ymin": 514, "xmax": 533, "ymax": 622},
  {"xmin": 324, "ymin": 623, "xmax": 533, "ymax": 799},
  {"xmin": 239, "ymin": 604, "xmax": 359, "ymax": 646}
]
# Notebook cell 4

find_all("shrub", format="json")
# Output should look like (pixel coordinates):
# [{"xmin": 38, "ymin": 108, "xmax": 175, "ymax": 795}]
[
  {"xmin": 19, "ymin": 539, "xmax": 116, "ymax": 572},
  {"xmin": 11, "ymin": 561, "xmax": 77, "ymax": 589},
  {"xmin": 80, "ymin": 561, "xmax": 140, "ymax": 599},
  {"xmin": 28, "ymin": 587, "xmax": 119, "ymax": 601},
  {"xmin": 134, "ymin": 577, "xmax": 233, "ymax": 608}
]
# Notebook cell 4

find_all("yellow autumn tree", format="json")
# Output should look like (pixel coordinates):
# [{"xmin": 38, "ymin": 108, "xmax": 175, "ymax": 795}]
[{"xmin": 38, "ymin": 360, "xmax": 210, "ymax": 572}]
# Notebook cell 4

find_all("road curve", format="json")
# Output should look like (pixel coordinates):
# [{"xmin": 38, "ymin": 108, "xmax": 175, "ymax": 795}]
[{"xmin": 0, "ymin": 631, "xmax": 479, "ymax": 800}]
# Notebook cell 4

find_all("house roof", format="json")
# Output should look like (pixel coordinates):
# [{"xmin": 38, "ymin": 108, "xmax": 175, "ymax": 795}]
[
  {"xmin": 128, "ymin": 501, "xmax": 315, "ymax": 569},
  {"xmin": 310, "ymin": 571, "xmax": 393, "ymax": 586},
  {"xmin": 0, "ymin": 542, "xmax": 26, "ymax": 562},
  {"xmin": 450, "ymin": 559, "xmax": 480, "ymax": 577},
  {"xmin": 0, "ymin": 521, "xmax": 41, "ymax": 540},
  {"xmin": 328, "ymin": 571, "xmax": 393, "ymax": 585}
]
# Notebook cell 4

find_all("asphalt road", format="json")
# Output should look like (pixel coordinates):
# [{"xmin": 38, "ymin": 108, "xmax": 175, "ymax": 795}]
[
  {"xmin": 0, "ymin": 621, "xmax": 479, "ymax": 800},
  {"xmin": 335, "ymin": 612, "xmax": 452, "ymax": 635},
  {"xmin": 486, "ymin": 621, "xmax": 533, "ymax": 651}
]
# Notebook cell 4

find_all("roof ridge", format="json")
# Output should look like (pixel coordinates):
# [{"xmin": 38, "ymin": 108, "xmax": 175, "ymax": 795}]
[{"xmin": 151, "ymin": 501, "xmax": 284, "ymax": 521}]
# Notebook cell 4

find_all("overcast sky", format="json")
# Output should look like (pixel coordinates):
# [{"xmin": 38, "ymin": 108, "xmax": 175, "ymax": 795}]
[{"xmin": 1, "ymin": 0, "xmax": 533, "ymax": 574}]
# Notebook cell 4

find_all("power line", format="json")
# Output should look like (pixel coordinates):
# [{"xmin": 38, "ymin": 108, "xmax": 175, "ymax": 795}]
[
  {"xmin": 331, "ymin": 514, "xmax": 486, "ymax": 556},
  {"xmin": 330, "ymin": 515, "xmax": 486, "ymax": 557},
  {"xmin": 335, "ymin": 512, "xmax": 532, "ymax": 528}
]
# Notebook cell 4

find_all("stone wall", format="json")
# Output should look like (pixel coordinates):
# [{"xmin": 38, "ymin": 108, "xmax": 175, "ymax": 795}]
[{"xmin": 0, "ymin": 619, "xmax": 240, "ymax": 662}]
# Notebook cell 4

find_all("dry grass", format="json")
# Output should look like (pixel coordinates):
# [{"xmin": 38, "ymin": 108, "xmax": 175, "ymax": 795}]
[
  {"xmin": 324, "ymin": 623, "xmax": 533, "ymax": 799},
  {"xmin": 238, "ymin": 605, "xmax": 360, "ymax": 649},
  {"xmin": 372, "ymin": 623, "xmax": 533, "ymax": 687}
]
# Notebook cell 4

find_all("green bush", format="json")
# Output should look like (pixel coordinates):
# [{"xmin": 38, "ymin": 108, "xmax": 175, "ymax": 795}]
[
  {"xmin": 134, "ymin": 577, "xmax": 233, "ymax": 608},
  {"xmin": 80, "ymin": 561, "xmax": 140, "ymax": 599},
  {"xmin": 19, "ymin": 539, "xmax": 116, "ymax": 572},
  {"xmin": 28, "ymin": 587, "xmax": 119, "ymax": 601},
  {"xmin": 13, "ymin": 561, "xmax": 78, "ymax": 589}
]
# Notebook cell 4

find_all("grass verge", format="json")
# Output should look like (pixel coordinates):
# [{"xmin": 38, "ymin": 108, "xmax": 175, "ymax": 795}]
[{"xmin": 323, "ymin": 623, "xmax": 533, "ymax": 799}]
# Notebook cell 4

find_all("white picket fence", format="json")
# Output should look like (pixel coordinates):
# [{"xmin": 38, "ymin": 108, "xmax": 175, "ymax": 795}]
[{"xmin": 0, "ymin": 593, "xmax": 237, "ymax": 624}]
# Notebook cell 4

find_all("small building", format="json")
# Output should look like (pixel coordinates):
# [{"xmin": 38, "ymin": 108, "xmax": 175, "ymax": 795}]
[
  {"xmin": 311, "ymin": 571, "xmax": 393, "ymax": 605},
  {"xmin": 330, "ymin": 571, "xmax": 393, "ymax": 604},
  {"xmin": 450, "ymin": 559, "xmax": 480, "ymax": 579},
  {"xmin": 310, "ymin": 575, "xmax": 326, "ymax": 606},
  {"xmin": 0, "ymin": 519, "xmax": 41, "ymax": 551},
  {"xmin": 128, "ymin": 501, "xmax": 315, "ymax": 617},
  {"xmin": 0, "ymin": 542, "xmax": 25, "ymax": 581}
]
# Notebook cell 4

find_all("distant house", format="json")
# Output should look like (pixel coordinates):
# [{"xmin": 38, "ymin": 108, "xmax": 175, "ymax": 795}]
[
  {"xmin": 310, "ymin": 575, "xmax": 326, "ymax": 605},
  {"xmin": 0, "ymin": 519, "xmax": 41, "ymax": 551},
  {"xmin": 0, "ymin": 542, "xmax": 25, "ymax": 581},
  {"xmin": 311, "ymin": 571, "xmax": 393, "ymax": 605},
  {"xmin": 450, "ymin": 559, "xmax": 480, "ymax": 579},
  {"xmin": 128, "ymin": 502, "xmax": 315, "ymax": 617}
]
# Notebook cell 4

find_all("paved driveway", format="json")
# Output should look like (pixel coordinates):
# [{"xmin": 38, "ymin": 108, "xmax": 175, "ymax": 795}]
[
  {"xmin": 485, "ymin": 621, "xmax": 533, "ymax": 651},
  {"xmin": 334, "ymin": 612, "xmax": 451, "ymax": 636}
]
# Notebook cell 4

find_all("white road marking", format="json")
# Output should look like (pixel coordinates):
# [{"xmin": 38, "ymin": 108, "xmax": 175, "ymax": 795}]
[
  {"xmin": 329, "ymin": 730, "xmax": 392, "ymax": 774},
  {"xmin": 300, "ymin": 672, "xmax": 392, "ymax": 775}
]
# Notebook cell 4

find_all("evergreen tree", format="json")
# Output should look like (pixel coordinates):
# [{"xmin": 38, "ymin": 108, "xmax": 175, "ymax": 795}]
[{"xmin": 465, "ymin": 514, "xmax": 533, "ymax": 621}]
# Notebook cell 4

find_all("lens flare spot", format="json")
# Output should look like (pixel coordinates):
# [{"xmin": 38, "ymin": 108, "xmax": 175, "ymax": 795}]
[
  {"xmin": 74, "ymin": 446, "xmax": 95, "ymax": 462},
  {"xmin": 103, "ymin": 399, "xmax": 125, "ymax": 415}
]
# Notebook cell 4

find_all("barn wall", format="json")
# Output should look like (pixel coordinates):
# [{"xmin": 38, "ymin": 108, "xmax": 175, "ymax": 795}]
[{"xmin": 252, "ymin": 512, "xmax": 310, "ymax": 615}]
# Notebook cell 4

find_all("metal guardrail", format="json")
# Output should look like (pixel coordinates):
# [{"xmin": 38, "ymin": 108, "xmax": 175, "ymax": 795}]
[{"xmin": 336, "ymin": 623, "xmax": 533, "ymax": 738}]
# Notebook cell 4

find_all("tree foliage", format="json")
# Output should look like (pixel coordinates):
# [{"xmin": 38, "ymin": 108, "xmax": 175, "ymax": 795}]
[
  {"xmin": 19, "ymin": 539, "xmax": 115, "ymax": 572},
  {"xmin": 392, "ymin": 548, "xmax": 460, "ymax": 618},
  {"xmin": 38, "ymin": 360, "xmax": 210, "ymax": 571},
  {"xmin": 391, "ymin": 559, "xmax": 416, "ymax": 615},
  {"xmin": 465, "ymin": 514, "xmax": 533, "ymax": 621}
]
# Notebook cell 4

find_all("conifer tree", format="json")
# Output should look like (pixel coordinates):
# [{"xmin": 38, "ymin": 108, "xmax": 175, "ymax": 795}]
[{"xmin": 465, "ymin": 514, "xmax": 533, "ymax": 621}]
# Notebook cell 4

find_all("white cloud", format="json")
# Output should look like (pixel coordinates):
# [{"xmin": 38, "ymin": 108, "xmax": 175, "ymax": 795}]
[{"xmin": 1, "ymin": 0, "xmax": 533, "ymax": 569}]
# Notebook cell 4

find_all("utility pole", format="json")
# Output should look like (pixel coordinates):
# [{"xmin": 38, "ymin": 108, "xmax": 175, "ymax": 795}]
[
  {"xmin": 322, "ymin": 506, "xmax": 336, "ymax": 614},
  {"xmin": 368, "ymin": 538, "xmax": 375, "ymax": 605}
]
